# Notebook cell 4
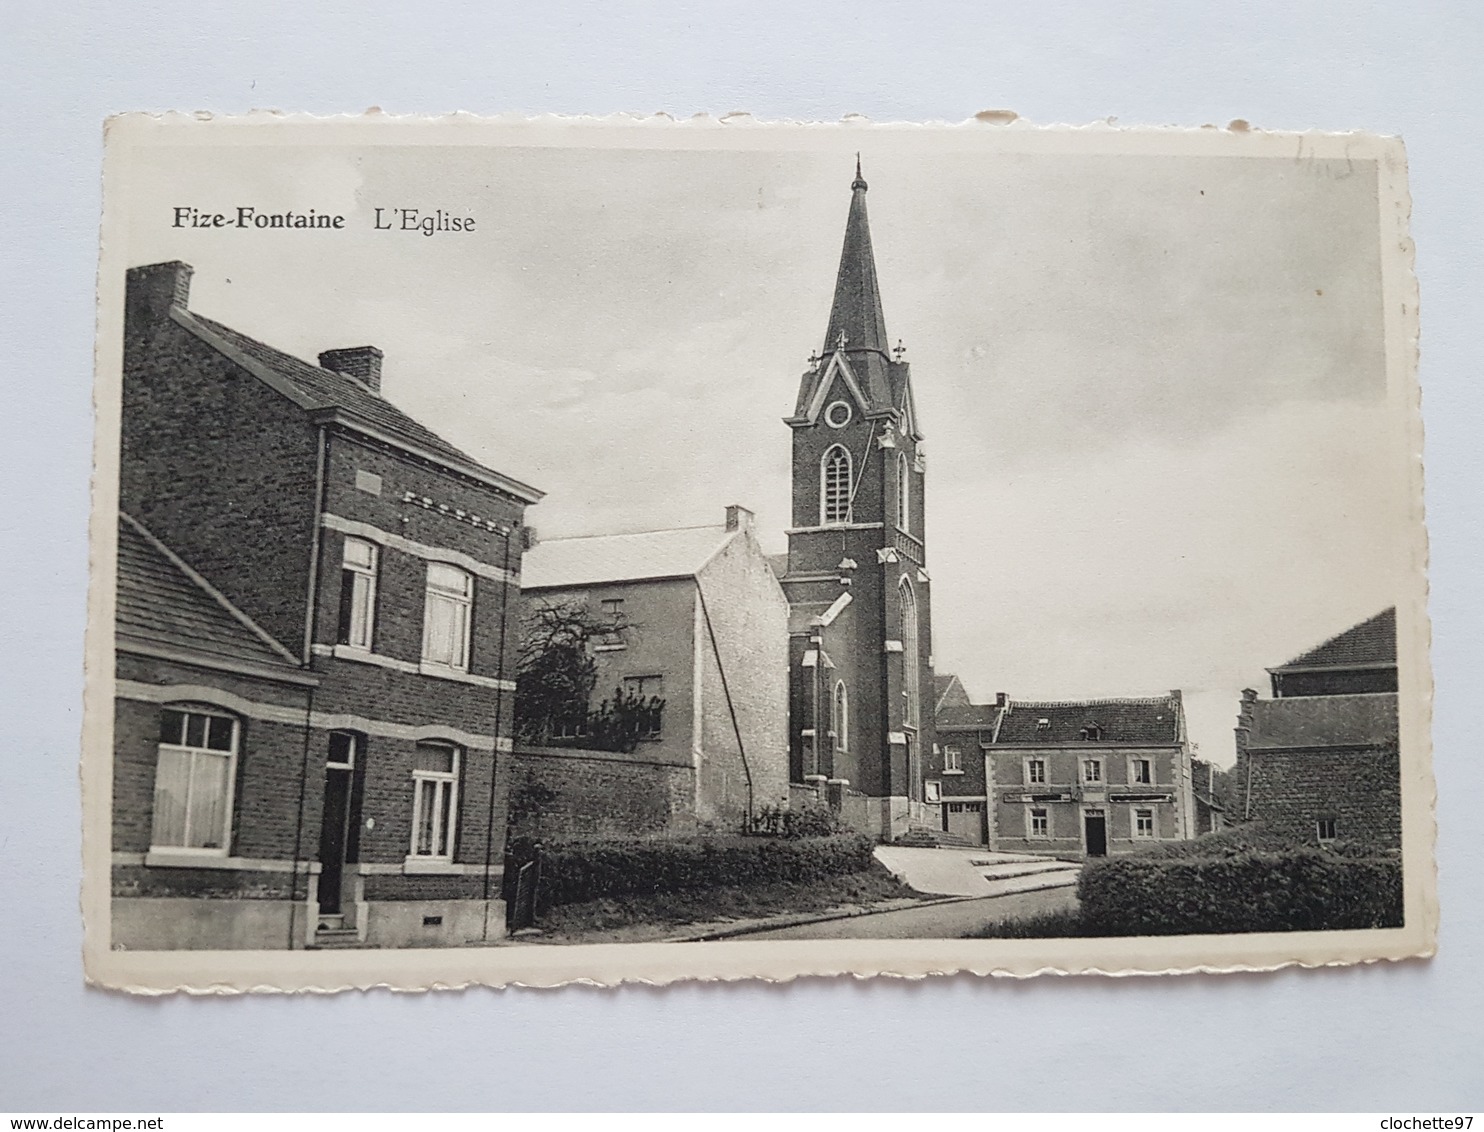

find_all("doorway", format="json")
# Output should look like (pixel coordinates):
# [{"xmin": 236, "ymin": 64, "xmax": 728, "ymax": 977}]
[
  {"xmin": 317, "ymin": 732, "xmax": 361, "ymax": 921},
  {"xmin": 1084, "ymin": 809, "xmax": 1107, "ymax": 857}
]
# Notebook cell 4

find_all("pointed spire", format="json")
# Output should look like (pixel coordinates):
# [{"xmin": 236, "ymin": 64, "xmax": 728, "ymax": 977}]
[{"xmin": 823, "ymin": 159, "xmax": 891, "ymax": 391}]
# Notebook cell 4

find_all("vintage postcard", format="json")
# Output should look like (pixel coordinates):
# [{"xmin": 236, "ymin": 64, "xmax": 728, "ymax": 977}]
[{"xmin": 84, "ymin": 115, "xmax": 1434, "ymax": 992}]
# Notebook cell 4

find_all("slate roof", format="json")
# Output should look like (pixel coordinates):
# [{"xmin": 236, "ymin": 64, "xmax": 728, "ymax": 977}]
[
  {"xmin": 936, "ymin": 702, "xmax": 1000, "ymax": 730},
  {"xmin": 520, "ymin": 525, "xmax": 737, "ymax": 590},
  {"xmin": 1247, "ymin": 693, "xmax": 1399, "ymax": 751},
  {"xmin": 991, "ymin": 696, "xmax": 1183, "ymax": 745},
  {"xmin": 933, "ymin": 673, "xmax": 971, "ymax": 713},
  {"xmin": 1273, "ymin": 607, "xmax": 1397, "ymax": 671},
  {"xmin": 791, "ymin": 167, "xmax": 902, "ymax": 420},
  {"xmin": 116, "ymin": 514, "xmax": 301, "ymax": 671},
  {"xmin": 182, "ymin": 311, "xmax": 540, "ymax": 501}
]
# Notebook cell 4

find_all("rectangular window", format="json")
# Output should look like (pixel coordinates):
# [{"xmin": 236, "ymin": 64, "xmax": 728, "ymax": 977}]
[
  {"xmin": 337, "ymin": 537, "xmax": 378, "ymax": 650},
  {"xmin": 552, "ymin": 714, "xmax": 588, "ymax": 740},
  {"xmin": 410, "ymin": 743, "xmax": 460, "ymax": 860},
  {"xmin": 1082, "ymin": 758, "xmax": 1103, "ymax": 784},
  {"xmin": 1025, "ymin": 758, "xmax": 1047, "ymax": 785},
  {"xmin": 621, "ymin": 674, "xmax": 665, "ymax": 739},
  {"xmin": 1029, "ymin": 807, "xmax": 1050, "ymax": 839},
  {"xmin": 151, "ymin": 707, "xmax": 238, "ymax": 852},
  {"xmin": 1133, "ymin": 807, "xmax": 1156, "ymax": 839},
  {"xmin": 944, "ymin": 746, "xmax": 962, "ymax": 773},
  {"xmin": 1129, "ymin": 758, "xmax": 1152, "ymax": 785},
  {"xmin": 1316, "ymin": 817, "xmax": 1338, "ymax": 843},
  {"xmin": 422, "ymin": 562, "xmax": 474, "ymax": 671},
  {"xmin": 596, "ymin": 597, "xmax": 626, "ymax": 649}
]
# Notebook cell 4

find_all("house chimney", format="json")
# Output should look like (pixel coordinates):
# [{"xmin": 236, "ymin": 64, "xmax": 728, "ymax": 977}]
[
  {"xmin": 995, "ymin": 691, "xmax": 1008, "ymax": 708},
  {"xmin": 126, "ymin": 261, "xmax": 194, "ymax": 325},
  {"xmin": 319, "ymin": 346, "xmax": 384, "ymax": 394},
  {"xmin": 725, "ymin": 504, "xmax": 754, "ymax": 532}
]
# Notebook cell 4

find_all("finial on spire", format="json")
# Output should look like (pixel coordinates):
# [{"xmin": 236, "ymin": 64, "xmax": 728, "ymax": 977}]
[{"xmin": 852, "ymin": 153, "xmax": 867, "ymax": 192}]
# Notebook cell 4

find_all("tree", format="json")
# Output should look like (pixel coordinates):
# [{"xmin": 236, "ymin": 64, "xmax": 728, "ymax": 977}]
[{"xmin": 513, "ymin": 600, "xmax": 665, "ymax": 753}]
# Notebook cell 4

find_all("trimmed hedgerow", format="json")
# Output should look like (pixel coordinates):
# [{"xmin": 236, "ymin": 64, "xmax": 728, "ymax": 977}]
[
  {"xmin": 531, "ymin": 832, "xmax": 877, "ymax": 909},
  {"xmin": 1077, "ymin": 847, "xmax": 1403, "ymax": 936}
]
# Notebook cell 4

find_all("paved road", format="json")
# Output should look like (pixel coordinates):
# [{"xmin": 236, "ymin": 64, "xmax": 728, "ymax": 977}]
[{"xmin": 740, "ymin": 885, "xmax": 1078, "ymax": 940}]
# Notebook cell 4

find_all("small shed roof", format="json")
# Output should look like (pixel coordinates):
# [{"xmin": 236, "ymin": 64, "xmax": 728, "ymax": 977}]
[{"xmin": 116, "ymin": 514, "xmax": 301, "ymax": 671}]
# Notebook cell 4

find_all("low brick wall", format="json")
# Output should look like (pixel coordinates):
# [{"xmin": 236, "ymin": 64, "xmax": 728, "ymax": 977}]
[{"xmin": 508, "ymin": 743, "xmax": 696, "ymax": 841}]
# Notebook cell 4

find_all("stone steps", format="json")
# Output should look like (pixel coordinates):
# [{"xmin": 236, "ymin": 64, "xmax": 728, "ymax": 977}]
[
  {"xmin": 978, "ymin": 867, "xmax": 1081, "ymax": 899},
  {"xmin": 975, "ymin": 859, "xmax": 1081, "ymax": 880},
  {"xmin": 310, "ymin": 928, "xmax": 371, "ymax": 950}
]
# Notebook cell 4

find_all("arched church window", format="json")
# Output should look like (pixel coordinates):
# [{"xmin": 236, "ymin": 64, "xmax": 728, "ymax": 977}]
[
  {"xmin": 899, "ymin": 576, "xmax": 920, "ymax": 728},
  {"xmin": 833, "ymin": 680, "xmax": 849, "ymax": 752},
  {"xmin": 897, "ymin": 452, "xmax": 911, "ymax": 533},
  {"xmin": 821, "ymin": 445, "xmax": 852, "ymax": 525}
]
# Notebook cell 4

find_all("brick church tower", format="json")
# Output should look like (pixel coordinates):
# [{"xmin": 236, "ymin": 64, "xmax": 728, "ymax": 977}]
[{"xmin": 780, "ymin": 162, "xmax": 936, "ymax": 840}]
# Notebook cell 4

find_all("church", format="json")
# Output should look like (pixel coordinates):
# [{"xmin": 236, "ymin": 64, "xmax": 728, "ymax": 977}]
[{"xmin": 777, "ymin": 162, "xmax": 938, "ymax": 841}]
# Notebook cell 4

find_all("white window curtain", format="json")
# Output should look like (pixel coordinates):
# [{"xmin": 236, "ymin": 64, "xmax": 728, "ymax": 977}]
[
  {"xmin": 422, "ymin": 563, "xmax": 474, "ymax": 670},
  {"xmin": 151, "ymin": 707, "xmax": 237, "ymax": 852}
]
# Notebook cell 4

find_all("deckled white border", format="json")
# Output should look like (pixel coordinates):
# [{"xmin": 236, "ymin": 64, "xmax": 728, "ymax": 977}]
[{"xmin": 84, "ymin": 114, "xmax": 1435, "ymax": 993}]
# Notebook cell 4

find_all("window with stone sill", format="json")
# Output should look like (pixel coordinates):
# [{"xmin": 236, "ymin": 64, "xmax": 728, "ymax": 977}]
[
  {"xmin": 422, "ymin": 562, "xmax": 474, "ymax": 672},
  {"xmin": 410, "ymin": 742, "xmax": 460, "ymax": 860},
  {"xmin": 1133, "ymin": 806, "xmax": 1156, "ymax": 839},
  {"xmin": 337, "ymin": 536, "xmax": 378, "ymax": 651},
  {"xmin": 151, "ymin": 706, "xmax": 238, "ymax": 854},
  {"xmin": 1028, "ymin": 807, "xmax": 1051, "ymax": 839}
]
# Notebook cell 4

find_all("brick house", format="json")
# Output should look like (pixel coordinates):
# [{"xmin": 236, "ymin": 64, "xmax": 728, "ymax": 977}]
[
  {"xmin": 1234, "ymin": 608, "xmax": 1400, "ymax": 849},
  {"xmin": 513, "ymin": 505, "xmax": 790, "ymax": 838},
  {"xmin": 934, "ymin": 687, "xmax": 1195, "ymax": 855},
  {"xmin": 778, "ymin": 163, "xmax": 937, "ymax": 840},
  {"xmin": 113, "ymin": 260, "xmax": 543, "ymax": 950}
]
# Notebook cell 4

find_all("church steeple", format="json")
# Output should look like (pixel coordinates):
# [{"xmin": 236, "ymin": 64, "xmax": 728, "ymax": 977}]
[{"xmin": 823, "ymin": 156, "xmax": 891, "ymax": 366}]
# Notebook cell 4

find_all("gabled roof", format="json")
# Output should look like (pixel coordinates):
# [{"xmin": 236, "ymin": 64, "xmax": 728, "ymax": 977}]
[
  {"xmin": 116, "ymin": 513, "xmax": 305, "ymax": 674},
  {"xmin": 176, "ymin": 309, "xmax": 542, "ymax": 503},
  {"xmin": 933, "ymin": 673, "xmax": 971, "ymax": 713},
  {"xmin": 520, "ymin": 525, "xmax": 737, "ymax": 590},
  {"xmin": 936, "ymin": 702, "xmax": 1001, "ymax": 730},
  {"xmin": 991, "ymin": 696, "xmax": 1183, "ymax": 745},
  {"xmin": 1273, "ymin": 607, "xmax": 1397, "ymax": 671}
]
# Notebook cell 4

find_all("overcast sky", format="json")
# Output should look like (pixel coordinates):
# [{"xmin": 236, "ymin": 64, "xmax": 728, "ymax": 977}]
[{"xmin": 117, "ymin": 132, "xmax": 1415, "ymax": 766}]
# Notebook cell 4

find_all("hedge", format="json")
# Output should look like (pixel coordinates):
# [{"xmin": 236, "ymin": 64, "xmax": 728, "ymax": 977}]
[
  {"xmin": 522, "ymin": 832, "xmax": 878, "ymax": 909},
  {"xmin": 1077, "ymin": 847, "xmax": 1403, "ymax": 936}
]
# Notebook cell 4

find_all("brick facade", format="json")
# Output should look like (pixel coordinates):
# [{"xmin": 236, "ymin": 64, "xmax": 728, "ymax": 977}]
[
  {"xmin": 780, "ymin": 170, "xmax": 936, "ymax": 840},
  {"xmin": 113, "ymin": 261, "xmax": 542, "ymax": 950}
]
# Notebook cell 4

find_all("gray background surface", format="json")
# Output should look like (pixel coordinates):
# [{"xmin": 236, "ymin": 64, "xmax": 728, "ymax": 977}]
[{"xmin": 2, "ymin": 0, "xmax": 1480, "ymax": 1111}]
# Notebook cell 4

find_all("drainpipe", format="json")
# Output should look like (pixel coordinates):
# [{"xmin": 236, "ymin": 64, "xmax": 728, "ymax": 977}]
[
  {"xmin": 696, "ymin": 578, "xmax": 755, "ymax": 822},
  {"xmin": 286, "ymin": 686, "xmax": 316, "ymax": 950},
  {"xmin": 288, "ymin": 426, "xmax": 330, "ymax": 948}
]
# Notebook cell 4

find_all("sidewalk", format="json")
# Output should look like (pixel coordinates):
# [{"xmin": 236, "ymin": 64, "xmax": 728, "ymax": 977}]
[{"xmin": 874, "ymin": 845, "xmax": 1081, "ymax": 897}]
